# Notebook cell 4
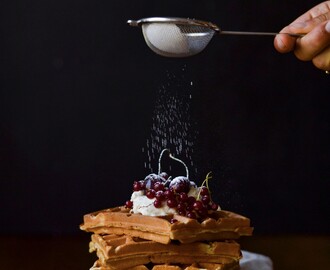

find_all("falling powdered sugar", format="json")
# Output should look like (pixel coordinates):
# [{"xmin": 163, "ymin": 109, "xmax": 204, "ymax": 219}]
[{"xmin": 142, "ymin": 66, "xmax": 198, "ymax": 176}]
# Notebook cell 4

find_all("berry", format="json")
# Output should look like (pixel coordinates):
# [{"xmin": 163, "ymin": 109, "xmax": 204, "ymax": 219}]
[
  {"xmin": 154, "ymin": 182, "xmax": 165, "ymax": 191},
  {"xmin": 178, "ymin": 209, "xmax": 186, "ymax": 216},
  {"xmin": 198, "ymin": 206, "xmax": 208, "ymax": 218},
  {"xmin": 177, "ymin": 202, "xmax": 186, "ymax": 211},
  {"xmin": 193, "ymin": 201, "xmax": 204, "ymax": 211},
  {"xmin": 210, "ymin": 202, "xmax": 219, "ymax": 211},
  {"xmin": 144, "ymin": 173, "xmax": 166, "ymax": 189},
  {"xmin": 200, "ymin": 186, "xmax": 209, "ymax": 196},
  {"xmin": 125, "ymin": 200, "xmax": 133, "ymax": 209},
  {"xmin": 155, "ymin": 190, "xmax": 165, "ymax": 201},
  {"xmin": 186, "ymin": 211, "xmax": 197, "ymax": 219},
  {"xmin": 133, "ymin": 181, "xmax": 143, "ymax": 191},
  {"xmin": 159, "ymin": 172, "xmax": 169, "ymax": 180},
  {"xmin": 164, "ymin": 189, "xmax": 175, "ymax": 199},
  {"xmin": 167, "ymin": 198, "xmax": 178, "ymax": 208},
  {"xmin": 170, "ymin": 218, "xmax": 178, "ymax": 224},
  {"xmin": 169, "ymin": 176, "xmax": 191, "ymax": 193},
  {"xmin": 187, "ymin": 196, "xmax": 196, "ymax": 205},
  {"xmin": 146, "ymin": 189, "xmax": 156, "ymax": 199},
  {"xmin": 178, "ymin": 192, "xmax": 189, "ymax": 202},
  {"xmin": 153, "ymin": 199, "xmax": 162, "ymax": 208},
  {"xmin": 201, "ymin": 195, "xmax": 211, "ymax": 205}
]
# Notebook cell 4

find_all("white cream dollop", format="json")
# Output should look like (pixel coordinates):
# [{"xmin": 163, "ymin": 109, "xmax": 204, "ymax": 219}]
[{"xmin": 130, "ymin": 186, "xmax": 207, "ymax": 216}]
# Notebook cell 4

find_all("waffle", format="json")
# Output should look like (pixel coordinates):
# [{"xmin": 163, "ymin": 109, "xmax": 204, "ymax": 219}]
[
  {"xmin": 80, "ymin": 206, "xmax": 253, "ymax": 244},
  {"xmin": 90, "ymin": 260, "xmax": 240, "ymax": 270},
  {"xmin": 88, "ymin": 234, "xmax": 241, "ymax": 270}
]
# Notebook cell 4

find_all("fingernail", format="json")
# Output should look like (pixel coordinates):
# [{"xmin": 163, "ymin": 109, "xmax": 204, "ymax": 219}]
[
  {"xmin": 276, "ymin": 38, "xmax": 286, "ymax": 50},
  {"xmin": 326, "ymin": 21, "xmax": 330, "ymax": 33}
]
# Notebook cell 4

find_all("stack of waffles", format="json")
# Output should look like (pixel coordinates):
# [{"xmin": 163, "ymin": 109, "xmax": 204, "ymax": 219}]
[{"xmin": 80, "ymin": 206, "xmax": 253, "ymax": 270}]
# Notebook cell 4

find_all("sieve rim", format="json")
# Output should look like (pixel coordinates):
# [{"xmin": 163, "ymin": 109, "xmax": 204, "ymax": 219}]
[{"xmin": 127, "ymin": 17, "xmax": 220, "ymax": 32}]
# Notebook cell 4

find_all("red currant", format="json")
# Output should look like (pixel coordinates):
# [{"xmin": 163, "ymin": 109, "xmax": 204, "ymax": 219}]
[
  {"xmin": 200, "ymin": 186, "xmax": 209, "ymax": 196},
  {"xmin": 178, "ymin": 192, "xmax": 188, "ymax": 202},
  {"xmin": 186, "ymin": 211, "xmax": 197, "ymax": 219},
  {"xmin": 133, "ymin": 181, "xmax": 142, "ymax": 191},
  {"xmin": 146, "ymin": 189, "xmax": 156, "ymax": 199},
  {"xmin": 155, "ymin": 190, "xmax": 165, "ymax": 201},
  {"xmin": 164, "ymin": 189, "xmax": 175, "ymax": 199},
  {"xmin": 170, "ymin": 218, "xmax": 178, "ymax": 224},
  {"xmin": 153, "ymin": 199, "xmax": 162, "ymax": 208},
  {"xmin": 201, "ymin": 195, "xmax": 210, "ymax": 205},
  {"xmin": 193, "ymin": 201, "xmax": 204, "ymax": 211},
  {"xmin": 154, "ymin": 182, "xmax": 165, "ymax": 191},
  {"xmin": 210, "ymin": 202, "xmax": 219, "ymax": 211},
  {"xmin": 125, "ymin": 200, "xmax": 133, "ymax": 209},
  {"xmin": 167, "ymin": 198, "xmax": 178, "ymax": 208}
]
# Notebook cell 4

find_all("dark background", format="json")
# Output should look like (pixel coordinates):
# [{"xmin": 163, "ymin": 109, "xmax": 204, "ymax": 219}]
[{"xmin": 1, "ymin": 0, "xmax": 329, "ymax": 238}]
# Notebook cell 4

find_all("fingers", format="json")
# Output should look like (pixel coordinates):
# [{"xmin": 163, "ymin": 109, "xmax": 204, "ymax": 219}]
[
  {"xmin": 274, "ymin": 1, "xmax": 330, "ymax": 71},
  {"xmin": 312, "ymin": 44, "xmax": 330, "ymax": 71},
  {"xmin": 294, "ymin": 21, "xmax": 330, "ymax": 61}
]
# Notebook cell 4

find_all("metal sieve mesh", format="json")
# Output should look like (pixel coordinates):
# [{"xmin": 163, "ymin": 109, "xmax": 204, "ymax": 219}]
[{"xmin": 141, "ymin": 23, "xmax": 215, "ymax": 57}]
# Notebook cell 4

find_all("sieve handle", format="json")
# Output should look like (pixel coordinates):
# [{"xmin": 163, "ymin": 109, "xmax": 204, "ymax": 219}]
[{"xmin": 220, "ymin": 30, "xmax": 303, "ymax": 37}]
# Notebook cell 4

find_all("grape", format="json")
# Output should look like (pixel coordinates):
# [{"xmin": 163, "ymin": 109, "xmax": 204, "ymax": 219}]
[{"xmin": 169, "ymin": 176, "xmax": 190, "ymax": 193}]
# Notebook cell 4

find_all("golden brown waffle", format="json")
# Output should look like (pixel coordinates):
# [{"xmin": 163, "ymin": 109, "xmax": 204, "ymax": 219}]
[
  {"xmin": 88, "ymin": 234, "xmax": 241, "ymax": 269},
  {"xmin": 90, "ymin": 261, "xmax": 240, "ymax": 270},
  {"xmin": 80, "ymin": 206, "xmax": 253, "ymax": 244}
]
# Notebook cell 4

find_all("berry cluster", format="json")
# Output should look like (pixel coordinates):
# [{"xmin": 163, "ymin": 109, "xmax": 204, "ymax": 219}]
[{"xmin": 125, "ymin": 172, "xmax": 219, "ymax": 220}]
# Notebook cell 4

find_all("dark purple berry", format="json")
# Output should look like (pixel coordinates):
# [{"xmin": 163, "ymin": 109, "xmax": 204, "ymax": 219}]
[
  {"xmin": 169, "ymin": 176, "xmax": 191, "ymax": 193},
  {"xmin": 159, "ymin": 172, "xmax": 169, "ymax": 180}
]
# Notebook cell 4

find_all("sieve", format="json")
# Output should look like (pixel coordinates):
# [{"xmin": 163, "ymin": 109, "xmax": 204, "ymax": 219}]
[{"xmin": 127, "ymin": 17, "xmax": 302, "ymax": 57}]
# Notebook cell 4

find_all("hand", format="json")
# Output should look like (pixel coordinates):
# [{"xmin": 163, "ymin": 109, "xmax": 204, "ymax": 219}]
[{"xmin": 274, "ymin": 1, "xmax": 330, "ymax": 71}]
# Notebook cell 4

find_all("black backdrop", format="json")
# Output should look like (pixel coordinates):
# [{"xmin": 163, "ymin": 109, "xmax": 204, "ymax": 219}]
[{"xmin": 1, "ymin": 0, "xmax": 329, "ymax": 235}]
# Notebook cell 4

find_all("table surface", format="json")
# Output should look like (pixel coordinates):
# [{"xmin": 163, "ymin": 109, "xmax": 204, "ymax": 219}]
[{"xmin": 1, "ymin": 234, "xmax": 329, "ymax": 270}]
